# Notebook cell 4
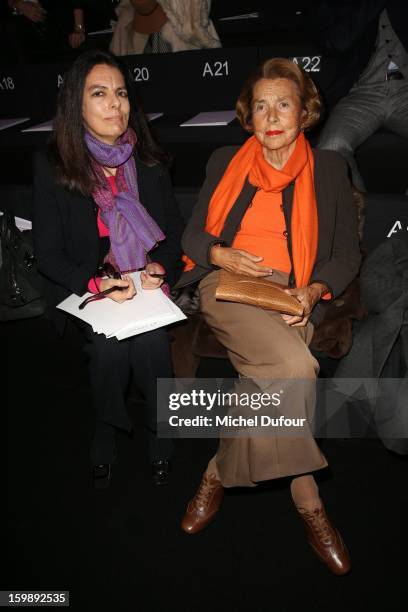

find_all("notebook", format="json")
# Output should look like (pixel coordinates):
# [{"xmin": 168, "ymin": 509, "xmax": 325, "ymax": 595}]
[{"xmin": 57, "ymin": 271, "xmax": 186, "ymax": 340}]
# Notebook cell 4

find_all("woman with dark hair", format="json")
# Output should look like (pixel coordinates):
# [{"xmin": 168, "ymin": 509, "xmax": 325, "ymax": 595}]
[
  {"xmin": 33, "ymin": 49, "xmax": 184, "ymax": 487},
  {"xmin": 176, "ymin": 58, "xmax": 361, "ymax": 574}
]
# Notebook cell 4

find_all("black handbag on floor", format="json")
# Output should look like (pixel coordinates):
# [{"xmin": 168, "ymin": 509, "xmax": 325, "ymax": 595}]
[{"xmin": 0, "ymin": 212, "xmax": 46, "ymax": 321}]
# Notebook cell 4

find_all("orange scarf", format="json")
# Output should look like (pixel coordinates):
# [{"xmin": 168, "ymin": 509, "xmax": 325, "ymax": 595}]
[{"xmin": 182, "ymin": 132, "xmax": 318, "ymax": 288}]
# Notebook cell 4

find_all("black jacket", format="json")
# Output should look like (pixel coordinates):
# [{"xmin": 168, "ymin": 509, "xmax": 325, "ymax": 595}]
[
  {"xmin": 311, "ymin": 0, "xmax": 408, "ymax": 108},
  {"xmin": 32, "ymin": 149, "xmax": 184, "ymax": 334},
  {"xmin": 175, "ymin": 145, "xmax": 361, "ymax": 326}
]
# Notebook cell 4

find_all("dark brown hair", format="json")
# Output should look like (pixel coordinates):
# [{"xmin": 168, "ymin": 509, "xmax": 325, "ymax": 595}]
[
  {"xmin": 48, "ymin": 49, "xmax": 169, "ymax": 196},
  {"xmin": 236, "ymin": 57, "xmax": 323, "ymax": 132}
]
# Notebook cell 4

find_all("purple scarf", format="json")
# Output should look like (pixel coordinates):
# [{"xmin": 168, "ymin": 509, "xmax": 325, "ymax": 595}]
[{"xmin": 85, "ymin": 129, "xmax": 165, "ymax": 273}]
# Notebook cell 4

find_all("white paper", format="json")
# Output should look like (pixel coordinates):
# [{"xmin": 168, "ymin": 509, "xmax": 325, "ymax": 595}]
[
  {"xmin": 0, "ymin": 118, "xmax": 30, "ymax": 131},
  {"xmin": 0, "ymin": 212, "xmax": 32, "ymax": 231},
  {"xmin": 180, "ymin": 110, "xmax": 236, "ymax": 127},
  {"xmin": 88, "ymin": 27, "xmax": 114, "ymax": 35},
  {"xmin": 22, "ymin": 119, "xmax": 53, "ymax": 133},
  {"xmin": 147, "ymin": 112, "xmax": 163, "ymax": 122},
  {"xmin": 15, "ymin": 216, "xmax": 32, "ymax": 231},
  {"xmin": 57, "ymin": 271, "xmax": 186, "ymax": 340},
  {"xmin": 219, "ymin": 12, "xmax": 260, "ymax": 21}
]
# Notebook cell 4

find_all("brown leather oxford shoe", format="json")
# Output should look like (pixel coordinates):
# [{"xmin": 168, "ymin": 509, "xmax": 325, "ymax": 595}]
[
  {"xmin": 297, "ymin": 505, "xmax": 351, "ymax": 575},
  {"xmin": 181, "ymin": 472, "xmax": 224, "ymax": 534}
]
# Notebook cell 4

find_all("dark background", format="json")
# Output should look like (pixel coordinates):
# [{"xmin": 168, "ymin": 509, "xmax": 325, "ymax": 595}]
[{"xmin": 4, "ymin": 2, "xmax": 408, "ymax": 610}]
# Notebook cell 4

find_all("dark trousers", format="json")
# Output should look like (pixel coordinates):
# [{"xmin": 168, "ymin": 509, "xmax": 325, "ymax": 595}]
[{"xmin": 76, "ymin": 321, "xmax": 174, "ymax": 465}]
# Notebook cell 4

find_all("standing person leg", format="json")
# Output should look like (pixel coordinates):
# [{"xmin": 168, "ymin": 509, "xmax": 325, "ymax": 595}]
[
  {"xmin": 317, "ymin": 83, "xmax": 385, "ymax": 191},
  {"xmin": 384, "ymin": 79, "xmax": 408, "ymax": 138},
  {"xmin": 129, "ymin": 327, "xmax": 174, "ymax": 484}
]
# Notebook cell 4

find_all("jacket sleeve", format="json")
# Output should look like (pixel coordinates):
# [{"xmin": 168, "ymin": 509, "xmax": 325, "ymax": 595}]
[
  {"xmin": 32, "ymin": 151, "xmax": 94, "ymax": 296},
  {"xmin": 310, "ymin": 155, "xmax": 362, "ymax": 299},
  {"xmin": 181, "ymin": 147, "xmax": 233, "ymax": 269},
  {"xmin": 149, "ymin": 166, "xmax": 185, "ymax": 287}
]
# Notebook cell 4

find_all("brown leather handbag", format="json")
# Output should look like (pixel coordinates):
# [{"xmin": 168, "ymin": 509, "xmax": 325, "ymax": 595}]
[{"xmin": 215, "ymin": 270, "xmax": 304, "ymax": 316}]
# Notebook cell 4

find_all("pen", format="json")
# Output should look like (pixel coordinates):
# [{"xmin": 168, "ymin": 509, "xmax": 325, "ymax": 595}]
[
  {"xmin": 78, "ymin": 285, "xmax": 125, "ymax": 310},
  {"xmin": 144, "ymin": 253, "xmax": 166, "ymax": 278}
]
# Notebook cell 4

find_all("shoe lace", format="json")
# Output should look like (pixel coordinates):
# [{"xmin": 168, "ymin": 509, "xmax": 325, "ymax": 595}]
[
  {"xmin": 303, "ymin": 509, "xmax": 333, "ymax": 545},
  {"xmin": 194, "ymin": 474, "xmax": 216, "ymax": 509}
]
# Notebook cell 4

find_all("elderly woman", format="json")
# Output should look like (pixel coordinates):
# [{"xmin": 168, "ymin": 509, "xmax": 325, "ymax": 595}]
[
  {"xmin": 176, "ymin": 58, "xmax": 361, "ymax": 575},
  {"xmin": 33, "ymin": 50, "xmax": 183, "ymax": 487}
]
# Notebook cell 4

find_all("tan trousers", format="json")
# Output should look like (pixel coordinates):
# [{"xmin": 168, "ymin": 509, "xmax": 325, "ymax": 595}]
[{"xmin": 199, "ymin": 270, "xmax": 328, "ymax": 488}]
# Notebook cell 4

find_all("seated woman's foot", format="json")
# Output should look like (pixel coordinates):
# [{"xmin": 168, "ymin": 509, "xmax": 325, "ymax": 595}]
[
  {"xmin": 92, "ymin": 464, "xmax": 111, "ymax": 489},
  {"xmin": 297, "ymin": 504, "xmax": 351, "ymax": 575},
  {"xmin": 181, "ymin": 472, "xmax": 224, "ymax": 534}
]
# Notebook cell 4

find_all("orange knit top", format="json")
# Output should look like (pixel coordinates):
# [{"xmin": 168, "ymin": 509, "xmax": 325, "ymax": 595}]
[{"xmin": 232, "ymin": 188, "xmax": 291, "ymax": 273}]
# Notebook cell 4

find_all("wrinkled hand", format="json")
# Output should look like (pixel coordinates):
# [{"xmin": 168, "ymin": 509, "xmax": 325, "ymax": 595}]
[
  {"xmin": 141, "ymin": 262, "xmax": 165, "ymax": 290},
  {"xmin": 100, "ymin": 275, "xmax": 136, "ymax": 303},
  {"xmin": 210, "ymin": 245, "xmax": 273, "ymax": 277},
  {"xmin": 281, "ymin": 283, "xmax": 327, "ymax": 327},
  {"xmin": 16, "ymin": 0, "xmax": 47, "ymax": 22},
  {"xmin": 68, "ymin": 31, "xmax": 86, "ymax": 48}
]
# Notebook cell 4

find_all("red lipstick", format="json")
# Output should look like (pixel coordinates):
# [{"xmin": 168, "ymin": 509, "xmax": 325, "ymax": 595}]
[{"xmin": 266, "ymin": 130, "xmax": 283, "ymax": 135}]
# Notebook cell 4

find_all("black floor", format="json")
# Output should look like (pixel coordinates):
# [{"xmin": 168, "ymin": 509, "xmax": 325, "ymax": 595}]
[{"xmin": 5, "ymin": 315, "xmax": 408, "ymax": 612}]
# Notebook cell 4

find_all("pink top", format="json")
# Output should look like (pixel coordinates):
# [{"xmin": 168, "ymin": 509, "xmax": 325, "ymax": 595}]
[
  {"xmin": 97, "ymin": 175, "xmax": 116, "ymax": 237},
  {"xmin": 87, "ymin": 174, "xmax": 117, "ymax": 293}
]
